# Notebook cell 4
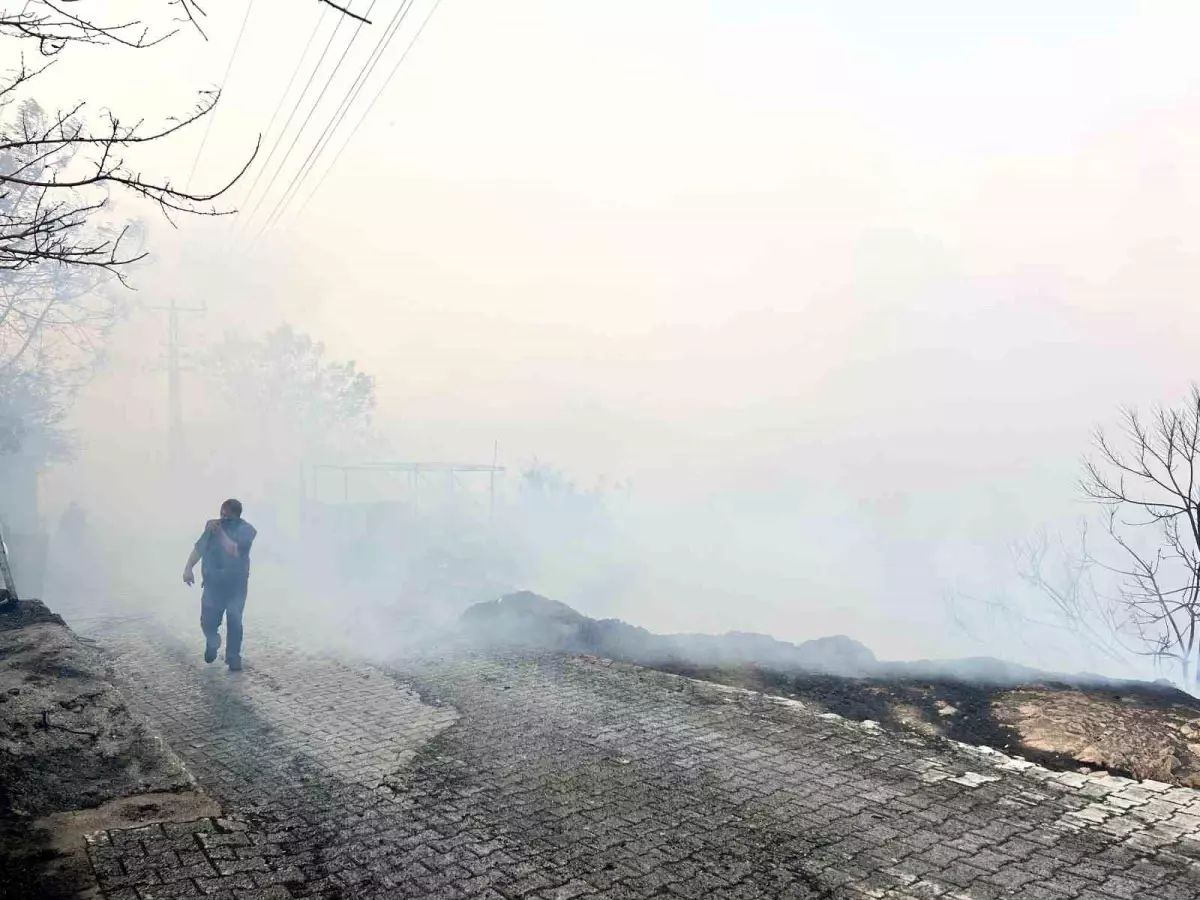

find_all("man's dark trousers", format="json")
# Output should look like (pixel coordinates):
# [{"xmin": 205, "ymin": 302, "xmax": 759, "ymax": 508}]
[{"xmin": 201, "ymin": 581, "xmax": 248, "ymax": 662}]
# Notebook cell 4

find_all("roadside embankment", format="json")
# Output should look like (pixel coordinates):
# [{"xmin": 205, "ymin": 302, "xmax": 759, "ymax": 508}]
[
  {"xmin": 463, "ymin": 591, "xmax": 1200, "ymax": 787},
  {"xmin": 0, "ymin": 600, "xmax": 216, "ymax": 899}
]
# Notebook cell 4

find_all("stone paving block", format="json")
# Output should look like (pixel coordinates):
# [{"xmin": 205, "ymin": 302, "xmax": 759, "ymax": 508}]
[
  {"xmin": 232, "ymin": 889, "xmax": 292, "ymax": 900},
  {"xmin": 73, "ymin": 612, "xmax": 1200, "ymax": 900}
]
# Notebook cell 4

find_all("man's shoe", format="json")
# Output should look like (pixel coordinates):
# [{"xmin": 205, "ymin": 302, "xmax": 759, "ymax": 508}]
[
  {"xmin": 204, "ymin": 646, "xmax": 218, "ymax": 664},
  {"xmin": 227, "ymin": 658, "xmax": 242, "ymax": 672}
]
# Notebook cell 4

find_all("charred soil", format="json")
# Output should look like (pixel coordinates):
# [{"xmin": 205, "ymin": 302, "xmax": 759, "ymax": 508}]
[
  {"xmin": 0, "ymin": 600, "xmax": 206, "ymax": 899},
  {"xmin": 463, "ymin": 592, "xmax": 1200, "ymax": 787}
]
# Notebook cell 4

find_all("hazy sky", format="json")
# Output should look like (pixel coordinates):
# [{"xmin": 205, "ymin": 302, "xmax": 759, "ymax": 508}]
[{"xmin": 39, "ymin": 1, "xmax": 1200, "ymax": 666}]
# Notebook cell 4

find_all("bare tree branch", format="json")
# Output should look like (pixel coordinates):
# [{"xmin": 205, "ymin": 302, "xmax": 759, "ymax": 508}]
[
  {"xmin": 1071, "ymin": 386, "xmax": 1200, "ymax": 686},
  {"xmin": 1, "ymin": 0, "xmax": 367, "ymax": 459},
  {"xmin": 0, "ymin": 0, "xmax": 268, "ymax": 461},
  {"xmin": 318, "ymin": 0, "xmax": 373, "ymax": 24}
]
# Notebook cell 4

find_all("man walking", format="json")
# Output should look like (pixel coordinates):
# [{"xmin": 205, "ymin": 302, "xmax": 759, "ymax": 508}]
[{"xmin": 183, "ymin": 499, "xmax": 257, "ymax": 671}]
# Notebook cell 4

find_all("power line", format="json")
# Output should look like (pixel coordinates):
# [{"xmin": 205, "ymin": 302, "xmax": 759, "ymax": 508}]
[
  {"xmin": 186, "ymin": 0, "xmax": 258, "ymax": 191},
  {"xmin": 260, "ymin": 0, "xmax": 416, "ymax": 232},
  {"xmin": 236, "ymin": 2, "xmax": 360, "ymax": 230},
  {"xmin": 236, "ymin": 6, "xmax": 346, "ymax": 228},
  {"xmin": 256, "ymin": 6, "xmax": 330, "ymax": 175},
  {"xmin": 248, "ymin": 0, "xmax": 380, "ymax": 238},
  {"xmin": 226, "ymin": 6, "xmax": 328, "ymax": 246},
  {"xmin": 293, "ymin": 0, "xmax": 443, "ymax": 222},
  {"xmin": 262, "ymin": 0, "xmax": 415, "ymax": 230}
]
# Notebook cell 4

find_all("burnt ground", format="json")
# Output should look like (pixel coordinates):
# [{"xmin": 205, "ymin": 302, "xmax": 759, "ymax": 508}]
[
  {"xmin": 0, "ymin": 600, "xmax": 215, "ymax": 899},
  {"xmin": 9, "ymin": 591, "xmax": 1200, "ymax": 898},
  {"xmin": 67, "ymin": 601, "xmax": 1200, "ymax": 899},
  {"xmin": 647, "ymin": 662, "xmax": 1200, "ymax": 786},
  {"xmin": 463, "ymin": 592, "xmax": 1200, "ymax": 788}
]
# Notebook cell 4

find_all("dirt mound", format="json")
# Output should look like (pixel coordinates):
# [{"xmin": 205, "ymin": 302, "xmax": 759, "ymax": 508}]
[
  {"xmin": 461, "ymin": 591, "xmax": 589, "ymax": 648},
  {"xmin": 0, "ymin": 597, "xmax": 65, "ymax": 632},
  {"xmin": 884, "ymin": 655, "xmax": 1046, "ymax": 685},
  {"xmin": 460, "ymin": 592, "xmax": 1200, "ymax": 786},
  {"xmin": 462, "ymin": 591, "xmax": 877, "ymax": 677}
]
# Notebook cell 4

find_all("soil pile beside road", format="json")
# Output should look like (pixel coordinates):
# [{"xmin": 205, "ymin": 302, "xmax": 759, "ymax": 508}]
[
  {"xmin": 0, "ymin": 599, "xmax": 213, "ymax": 899},
  {"xmin": 461, "ymin": 590, "xmax": 879, "ymax": 676},
  {"xmin": 462, "ymin": 591, "xmax": 1200, "ymax": 787}
]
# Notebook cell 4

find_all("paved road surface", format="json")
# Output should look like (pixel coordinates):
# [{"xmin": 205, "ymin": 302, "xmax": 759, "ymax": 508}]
[{"xmin": 70, "ymin": 609, "xmax": 1200, "ymax": 900}]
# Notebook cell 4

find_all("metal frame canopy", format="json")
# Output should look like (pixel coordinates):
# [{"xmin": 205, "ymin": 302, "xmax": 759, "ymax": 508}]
[{"xmin": 308, "ymin": 461, "xmax": 507, "ymax": 516}]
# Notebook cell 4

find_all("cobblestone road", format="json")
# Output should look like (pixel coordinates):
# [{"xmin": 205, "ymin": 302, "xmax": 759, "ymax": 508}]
[{"xmin": 71, "ymin": 609, "xmax": 1200, "ymax": 900}]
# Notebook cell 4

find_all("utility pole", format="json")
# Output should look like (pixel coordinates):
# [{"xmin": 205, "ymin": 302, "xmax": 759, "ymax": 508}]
[
  {"xmin": 489, "ymin": 440, "xmax": 499, "ymax": 525},
  {"xmin": 147, "ymin": 299, "xmax": 205, "ymax": 473}
]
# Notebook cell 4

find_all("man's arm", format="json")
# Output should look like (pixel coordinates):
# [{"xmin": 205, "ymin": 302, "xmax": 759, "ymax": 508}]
[
  {"xmin": 235, "ymin": 523, "xmax": 257, "ymax": 559},
  {"xmin": 183, "ymin": 539, "xmax": 203, "ymax": 586},
  {"xmin": 207, "ymin": 520, "xmax": 240, "ymax": 557}
]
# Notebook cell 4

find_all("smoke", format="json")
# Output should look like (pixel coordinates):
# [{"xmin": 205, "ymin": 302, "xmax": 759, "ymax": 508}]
[
  {"xmin": 15, "ymin": 2, "xmax": 1200, "ymax": 687},
  {"xmin": 18, "ymin": 199, "xmax": 1184, "ymax": 685}
]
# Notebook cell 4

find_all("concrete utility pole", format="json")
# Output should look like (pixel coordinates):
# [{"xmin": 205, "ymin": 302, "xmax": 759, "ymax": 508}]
[
  {"xmin": 147, "ymin": 299, "xmax": 205, "ymax": 472},
  {"xmin": 490, "ymin": 440, "xmax": 499, "ymax": 525}
]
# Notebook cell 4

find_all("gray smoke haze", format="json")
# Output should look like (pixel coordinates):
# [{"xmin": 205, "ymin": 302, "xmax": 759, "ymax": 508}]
[{"xmin": 17, "ymin": 1, "xmax": 1200, "ymax": 684}]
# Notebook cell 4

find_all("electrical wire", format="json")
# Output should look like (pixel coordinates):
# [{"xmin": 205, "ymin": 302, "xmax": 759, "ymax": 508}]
[
  {"xmin": 185, "ymin": 0, "xmax": 258, "ymax": 191},
  {"xmin": 231, "ymin": 5, "xmax": 328, "ymax": 213},
  {"xmin": 259, "ymin": 0, "xmax": 416, "ymax": 232},
  {"xmin": 236, "ymin": 2, "xmax": 361, "ymax": 230},
  {"xmin": 244, "ymin": 0, "xmax": 378, "ymax": 236},
  {"xmin": 255, "ymin": 6, "xmax": 330, "ymax": 177},
  {"xmin": 292, "ymin": 0, "xmax": 443, "ymax": 223},
  {"xmin": 264, "ymin": 0, "xmax": 417, "ymax": 229}
]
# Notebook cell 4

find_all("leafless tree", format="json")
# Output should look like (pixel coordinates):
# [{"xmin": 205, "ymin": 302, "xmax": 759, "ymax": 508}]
[
  {"xmin": 942, "ymin": 523, "xmax": 1130, "ymax": 674},
  {"xmin": 0, "ymin": 2, "xmax": 368, "ymax": 457},
  {"xmin": 0, "ymin": 2, "xmax": 237, "ymax": 457},
  {"xmin": 0, "ymin": 3, "xmax": 262, "ymax": 278},
  {"xmin": 0, "ymin": 98, "xmax": 140, "ymax": 369},
  {"xmin": 1009, "ymin": 525, "xmax": 1139, "ymax": 666},
  {"xmin": 1079, "ymin": 385, "xmax": 1200, "ymax": 685}
]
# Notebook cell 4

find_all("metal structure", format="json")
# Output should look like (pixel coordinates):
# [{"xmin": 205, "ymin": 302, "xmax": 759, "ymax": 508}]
[
  {"xmin": 309, "ymin": 460, "xmax": 506, "ymax": 521},
  {"xmin": 0, "ymin": 524, "xmax": 18, "ymax": 604}
]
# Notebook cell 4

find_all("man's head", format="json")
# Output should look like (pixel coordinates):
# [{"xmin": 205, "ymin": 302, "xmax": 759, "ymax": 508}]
[{"xmin": 220, "ymin": 499, "xmax": 243, "ymax": 522}]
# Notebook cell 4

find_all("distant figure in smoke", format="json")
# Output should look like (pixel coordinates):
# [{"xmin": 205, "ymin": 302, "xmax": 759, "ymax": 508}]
[
  {"xmin": 182, "ymin": 499, "xmax": 257, "ymax": 671},
  {"xmin": 50, "ymin": 501, "xmax": 90, "ymax": 612},
  {"xmin": 58, "ymin": 502, "xmax": 87, "ymax": 551}
]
